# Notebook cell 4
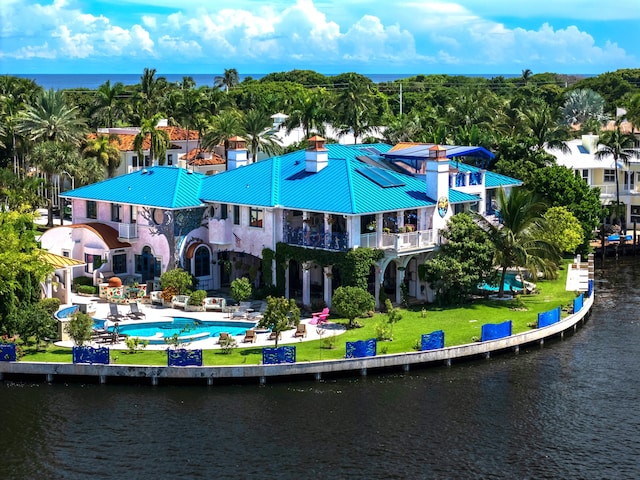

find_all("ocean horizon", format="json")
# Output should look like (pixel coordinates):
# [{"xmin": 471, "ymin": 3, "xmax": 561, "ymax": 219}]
[{"xmin": 7, "ymin": 72, "xmax": 539, "ymax": 90}]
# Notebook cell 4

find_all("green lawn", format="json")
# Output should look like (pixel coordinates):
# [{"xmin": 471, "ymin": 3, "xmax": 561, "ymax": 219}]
[{"xmin": 23, "ymin": 267, "xmax": 578, "ymax": 366}]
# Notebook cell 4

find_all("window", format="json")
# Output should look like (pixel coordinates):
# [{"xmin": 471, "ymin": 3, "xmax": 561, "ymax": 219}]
[
  {"xmin": 194, "ymin": 247, "xmax": 210, "ymax": 277},
  {"xmin": 250, "ymin": 207, "xmax": 263, "ymax": 228},
  {"xmin": 575, "ymin": 169, "xmax": 589, "ymax": 183},
  {"xmin": 144, "ymin": 155, "xmax": 150, "ymax": 167},
  {"xmin": 87, "ymin": 200, "xmax": 97, "ymax": 219},
  {"xmin": 220, "ymin": 204, "xmax": 228, "ymax": 220},
  {"xmin": 112, "ymin": 254, "xmax": 127, "ymax": 274},
  {"xmin": 111, "ymin": 203, "xmax": 122, "ymax": 222},
  {"xmin": 130, "ymin": 205, "xmax": 137, "ymax": 223},
  {"xmin": 604, "ymin": 169, "xmax": 615, "ymax": 183},
  {"xmin": 167, "ymin": 154, "xmax": 173, "ymax": 166},
  {"xmin": 62, "ymin": 250, "xmax": 70, "ymax": 257},
  {"xmin": 84, "ymin": 254, "xmax": 101, "ymax": 274},
  {"xmin": 233, "ymin": 205, "xmax": 240, "ymax": 225},
  {"xmin": 132, "ymin": 155, "xmax": 139, "ymax": 168}
]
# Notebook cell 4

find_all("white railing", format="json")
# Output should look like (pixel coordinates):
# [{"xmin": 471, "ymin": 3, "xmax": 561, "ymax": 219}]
[
  {"xmin": 592, "ymin": 183, "xmax": 640, "ymax": 196},
  {"xmin": 359, "ymin": 229, "xmax": 437, "ymax": 252},
  {"xmin": 118, "ymin": 223, "xmax": 138, "ymax": 239}
]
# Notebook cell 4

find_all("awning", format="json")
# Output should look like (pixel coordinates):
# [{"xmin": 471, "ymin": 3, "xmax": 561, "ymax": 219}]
[{"xmin": 41, "ymin": 251, "xmax": 85, "ymax": 269}]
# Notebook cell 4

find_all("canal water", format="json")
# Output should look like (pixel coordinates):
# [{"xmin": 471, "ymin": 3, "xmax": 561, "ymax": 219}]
[{"xmin": 2, "ymin": 257, "xmax": 639, "ymax": 479}]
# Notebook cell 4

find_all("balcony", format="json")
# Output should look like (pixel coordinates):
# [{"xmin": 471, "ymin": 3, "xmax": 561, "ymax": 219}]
[
  {"xmin": 359, "ymin": 229, "xmax": 438, "ymax": 253},
  {"xmin": 283, "ymin": 226, "xmax": 349, "ymax": 251},
  {"xmin": 592, "ymin": 183, "xmax": 640, "ymax": 198},
  {"xmin": 118, "ymin": 223, "xmax": 138, "ymax": 240}
]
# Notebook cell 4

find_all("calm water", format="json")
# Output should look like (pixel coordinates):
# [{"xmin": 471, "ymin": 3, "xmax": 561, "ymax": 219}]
[{"xmin": 2, "ymin": 257, "xmax": 639, "ymax": 479}]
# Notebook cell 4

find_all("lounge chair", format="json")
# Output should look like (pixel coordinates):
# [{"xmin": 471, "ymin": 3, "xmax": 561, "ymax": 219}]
[
  {"xmin": 128, "ymin": 302, "xmax": 146, "ymax": 320},
  {"xmin": 268, "ymin": 330, "xmax": 281, "ymax": 341},
  {"xmin": 243, "ymin": 329, "xmax": 257, "ymax": 343},
  {"xmin": 294, "ymin": 323, "xmax": 307, "ymax": 338},
  {"xmin": 310, "ymin": 308, "xmax": 330, "ymax": 325},
  {"xmin": 150, "ymin": 291, "xmax": 164, "ymax": 306},
  {"xmin": 232, "ymin": 301, "xmax": 253, "ymax": 319},
  {"xmin": 107, "ymin": 302, "xmax": 126, "ymax": 321},
  {"xmin": 218, "ymin": 332, "xmax": 230, "ymax": 344}
]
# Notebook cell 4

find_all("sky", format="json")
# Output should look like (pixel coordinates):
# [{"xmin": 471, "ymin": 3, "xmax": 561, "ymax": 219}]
[{"xmin": 1, "ymin": 0, "xmax": 639, "ymax": 76}]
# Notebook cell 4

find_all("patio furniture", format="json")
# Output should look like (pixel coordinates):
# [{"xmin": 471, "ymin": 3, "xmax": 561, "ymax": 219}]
[
  {"xmin": 128, "ymin": 302, "xmax": 146, "ymax": 320},
  {"xmin": 243, "ymin": 329, "xmax": 257, "ymax": 343},
  {"xmin": 310, "ymin": 308, "xmax": 330, "ymax": 324},
  {"xmin": 107, "ymin": 303, "xmax": 127, "ymax": 321},
  {"xmin": 203, "ymin": 297, "xmax": 226, "ymax": 311},
  {"xmin": 171, "ymin": 295, "xmax": 190, "ymax": 309},
  {"xmin": 268, "ymin": 330, "xmax": 281, "ymax": 341},
  {"xmin": 232, "ymin": 301, "xmax": 253, "ymax": 319},
  {"xmin": 294, "ymin": 323, "xmax": 307, "ymax": 338},
  {"xmin": 150, "ymin": 291, "xmax": 164, "ymax": 306},
  {"xmin": 218, "ymin": 332, "xmax": 230, "ymax": 344}
]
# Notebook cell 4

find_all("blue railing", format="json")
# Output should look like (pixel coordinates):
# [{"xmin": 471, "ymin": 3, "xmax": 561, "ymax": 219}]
[{"xmin": 283, "ymin": 226, "xmax": 349, "ymax": 251}]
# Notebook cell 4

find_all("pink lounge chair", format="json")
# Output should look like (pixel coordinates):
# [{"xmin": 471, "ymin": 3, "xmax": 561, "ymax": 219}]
[{"xmin": 310, "ymin": 308, "xmax": 329, "ymax": 325}]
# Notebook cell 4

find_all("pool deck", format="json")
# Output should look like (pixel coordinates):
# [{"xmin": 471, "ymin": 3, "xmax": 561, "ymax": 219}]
[{"xmin": 56, "ymin": 296, "xmax": 346, "ymax": 350}]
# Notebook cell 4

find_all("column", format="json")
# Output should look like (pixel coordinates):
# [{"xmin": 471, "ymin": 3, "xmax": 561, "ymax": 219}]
[
  {"xmin": 374, "ymin": 264, "xmax": 382, "ymax": 310},
  {"xmin": 302, "ymin": 262, "xmax": 311, "ymax": 307},
  {"xmin": 323, "ymin": 266, "xmax": 333, "ymax": 307},
  {"xmin": 396, "ymin": 267, "xmax": 406, "ymax": 304}
]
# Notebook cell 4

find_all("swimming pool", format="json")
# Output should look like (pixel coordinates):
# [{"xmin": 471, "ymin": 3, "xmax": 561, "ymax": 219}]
[
  {"xmin": 98, "ymin": 318, "xmax": 257, "ymax": 344},
  {"xmin": 478, "ymin": 273, "xmax": 524, "ymax": 293}
]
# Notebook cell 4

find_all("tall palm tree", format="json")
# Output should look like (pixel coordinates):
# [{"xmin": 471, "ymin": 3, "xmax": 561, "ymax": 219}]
[
  {"xmin": 519, "ymin": 103, "xmax": 570, "ymax": 153},
  {"xmin": 201, "ymin": 109, "xmax": 242, "ymax": 163},
  {"xmin": 214, "ymin": 68, "xmax": 240, "ymax": 94},
  {"xmin": 92, "ymin": 80, "xmax": 126, "ymax": 128},
  {"xmin": 521, "ymin": 68, "xmax": 533, "ymax": 86},
  {"xmin": 241, "ymin": 109, "xmax": 282, "ymax": 163},
  {"xmin": 133, "ymin": 113, "xmax": 171, "ymax": 166},
  {"xmin": 284, "ymin": 88, "xmax": 330, "ymax": 139},
  {"xmin": 82, "ymin": 134, "xmax": 122, "ymax": 177},
  {"xmin": 476, "ymin": 187, "xmax": 559, "ymax": 298},
  {"xmin": 138, "ymin": 67, "xmax": 167, "ymax": 118},
  {"xmin": 595, "ymin": 122, "xmax": 640, "ymax": 225},
  {"xmin": 175, "ymin": 88, "xmax": 205, "ymax": 158},
  {"xmin": 334, "ymin": 73, "xmax": 377, "ymax": 144},
  {"xmin": 17, "ymin": 88, "xmax": 87, "ymax": 145}
]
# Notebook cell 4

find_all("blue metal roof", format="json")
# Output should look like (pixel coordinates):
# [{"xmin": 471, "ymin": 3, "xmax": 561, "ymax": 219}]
[
  {"xmin": 384, "ymin": 144, "xmax": 495, "ymax": 161},
  {"xmin": 61, "ymin": 167, "xmax": 205, "ymax": 209},
  {"xmin": 453, "ymin": 162, "xmax": 522, "ymax": 188}
]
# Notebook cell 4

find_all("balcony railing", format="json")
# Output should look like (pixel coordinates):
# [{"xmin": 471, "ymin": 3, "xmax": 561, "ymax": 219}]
[
  {"xmin": 283, "ymin": 226, "xmax": 349, "ymax": 251},
  {"xmin": 592, "ymin": 183, "xmax": 640, "ymax": 197},
  {"xmin": 359, "ymin": 229, "xmax": 438, "ymax": 252},
  {"xmin": 118, "ymin": 223, "xmax": 138, "ymax": 239}
]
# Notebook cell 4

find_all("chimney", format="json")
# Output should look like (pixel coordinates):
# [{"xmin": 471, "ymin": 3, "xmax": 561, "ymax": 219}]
[
  {"xmin": 305, "ymin": 135, "xmax": 328, "ymax": 172},
  {"xmin": 425, "ymin": 145, "xmax": 450, "ymax": 202},
  {"xmin": 581, "ymin": 134, "xmax": 599, "ymax": 154},
  {"xmin": 227, "ymin": 136, "xmax": 248, "ymax": 170}
]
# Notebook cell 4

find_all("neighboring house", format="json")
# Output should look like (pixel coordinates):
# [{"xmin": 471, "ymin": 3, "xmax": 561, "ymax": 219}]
[
  {"xmin": 89, "ymin": 122, "xmax": 201, "ymax": 176},
  {"xmin": 546, "ymin": 134, "xmax": 640, "ymax": 226},
  {"xmin": 179, "ymin": 148, "xmax": 226, "ymax": 175},
  {"xmin": 42, "ymin": 137, "xmax": 521, "ymax": 308}
]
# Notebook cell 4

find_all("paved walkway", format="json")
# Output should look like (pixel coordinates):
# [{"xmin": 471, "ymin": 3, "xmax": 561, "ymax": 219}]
[{"xmin": 56, "ymin": 295, "xmax": 346, "ymax": 350}]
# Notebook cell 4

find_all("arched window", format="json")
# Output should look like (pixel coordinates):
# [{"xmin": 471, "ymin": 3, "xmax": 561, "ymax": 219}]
[{"xmin": 194, "ymin": 246, "xmax": 210, "ymax": 277}]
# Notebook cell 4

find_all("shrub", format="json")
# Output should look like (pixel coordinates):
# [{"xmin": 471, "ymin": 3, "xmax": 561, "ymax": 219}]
[
  {"xmin": 40, "ymin": 298, "xmax": 61, "ymax": 316},
  {"xmin": 160, "ymin": 286, "xmax": 178, "ymax": 304},
  {"xmin": 188, "ymin": 289, "xmax": 207, "ymax": 306},
  {"xmin": 77, "ymin": 285, "xmax": 97, "ymax": 295},
  {"xmin": 332, "ymin": 286, "xmax": 375, "ymax": 328},
  {"xmin": 65, "ymin": 312, "xmax": 93, "ymax": 346},
  {"xmin": 125, "ymin": 337, "xmax": 149, "ymax": 353},
  {"xmin": 160, "ymin": 268, "xmax": 194, "ymax": 295},
  {"xmin": 375, "ymin": 321, "xmax": 392, "ymax": 341},
  {"xmin": 73, "ymin": 276, "xmax": 93, "ymax": 291},
  {"xmin": 230, "ymin": 277, "xmax": 252, "ymax": 304},
  {"xmin": 219, "ymin": 335, "xmax": 237, "ymax": 354}
]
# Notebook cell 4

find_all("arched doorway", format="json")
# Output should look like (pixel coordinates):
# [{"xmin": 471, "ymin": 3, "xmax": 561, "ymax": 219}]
[
  {"xmin": 135, "ymin": 246, "xmax": 159, "ymax": 283},
  {"xmin": 289, "ymin": 260, "xmax": 301, "ymax": 299},
  {"xmin": 193, "ymin": 245, "xmax": 212, "ymax": 291}
]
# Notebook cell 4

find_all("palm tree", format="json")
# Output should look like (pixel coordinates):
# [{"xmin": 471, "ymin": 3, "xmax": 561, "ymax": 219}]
[
  {"xmin": 92, "ymin": 80, "xmax": 126, "ymax": 128},
  {"xmin": 476, "ymin": 188, "xmax": 559, "ymax": 298},
  {"xmin": 17, "ymin": 88, "xmax": 87, "ymax": 145},
  {"xmin": 519, "ymin": 103, "xmax": 570, "ymax": 153},
  {"xmin": 175, "ymin": 88, "xmax": 205, "ymax": 158},
  {"xmin": 284, "ymin": 88, "xmax": 330, "ymax": 139},
  {"xmin": 82, "ymin": 134, "xmax": 122, "ymax": 177},
  {"xmin": 595, "ymin": 122, "xmax": 640, "ymax": 225},
  {"xmin": 201, "ymin": 109, "xmax": 242, "ymax": 163},
  {"xmin": 214, "ymin": 68, "xmax": 239, "ymax": 94},
  {"xmin": 133, "ymin": 113, "xmax": 171, "ymax": 166},
  {"xmin": 241, "ymin": 109, "xmax": 282, "ymax": 163},
  {"xmin": 138, "ymin": 67, "xmax": 167, "ymax": 118},
  {"xmin": 521, "ymin": 69, "xmax": 533, "ymax": 86},
  {"xmin": 334, "ymin": 74, "xmax": 379, "ymax": 144}
]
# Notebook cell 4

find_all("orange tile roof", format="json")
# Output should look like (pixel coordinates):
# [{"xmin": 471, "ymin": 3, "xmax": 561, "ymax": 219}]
[
  {"xmin": 87, "ymin": 127, "xmax": 198, "ymax": 152},
  {"xmin": 181, "ymin": 148, "xmax": 225, "ymax": 165}
]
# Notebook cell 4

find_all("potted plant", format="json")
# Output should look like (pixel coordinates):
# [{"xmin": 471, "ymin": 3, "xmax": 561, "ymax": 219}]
[{"xmin": 186, "ymin": 289, "xmax": 207, "ymax": 311}]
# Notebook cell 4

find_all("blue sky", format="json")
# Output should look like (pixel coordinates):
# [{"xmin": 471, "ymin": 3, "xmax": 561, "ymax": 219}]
[{"xmin": 1, "ymin": 0, "xmax": 638, "ymax": 75}]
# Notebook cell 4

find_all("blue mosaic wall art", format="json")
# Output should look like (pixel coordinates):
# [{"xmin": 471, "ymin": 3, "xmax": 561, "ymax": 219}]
[
  {"xmin": 421, "ymin": 330, "xmax": 444, "ymax": 351},
  {"xmin": 262, "ymin": 346, "xmax": 296, "ymax": 365},
  {"xmin": 480, "ymin": 320, "xmax": 512, "ymax": 341},
  {"xmin": 345, "ymin": 338, "xmax": 377, "ymax": 358},
  {"xmin": 72, "ymin": 346, "xmax": 110, "ymax": 364},
  {"xmin": 0, "ymin": 343, "xmax": 17, "ymax": 362},
  {"xmin": 167, "ymin": 349, "xmax": 203, "ymax": 367}
]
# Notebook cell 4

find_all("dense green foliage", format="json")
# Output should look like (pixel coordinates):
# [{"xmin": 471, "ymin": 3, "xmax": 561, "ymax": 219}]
[
  {"xmin": 420, "ymin": 213, "xmax": 496, "ymax": 305},
  {"xmin": 541, "ymin": 207, "xmax": 585, "ymax": 254},
  {"xmin": 331, "ymin": 286, "xmax": 375, "ymax": 328},
  {"xmin": 65, "ymin": 311, "xmax": 93, "ymax": 346},
  {"xmin": 230, "ymin": 277, "xmax": 252, "ymax": 304},
  {"xmin": 258, "ymin": 296, "xmax": 301, "ymax": 347},
  {"xmin": 159, "ymin": 268, "xmax": 194, "ymax": 295}
]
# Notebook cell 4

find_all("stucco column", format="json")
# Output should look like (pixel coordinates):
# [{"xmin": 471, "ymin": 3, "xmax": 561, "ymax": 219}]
[
  {"xmin": 302, "ymin": 262, "xmax": 311, "ymax": 307},
  {"xmin": 376, "ymin": 213, "xmax": 383, "ymax": 248},
  {"xmin": 396, "ymin": 267, "xmax": 406, "ymax": 305},
  {"xmin": 323, "ymin": 266, "xmax": 333, "ymax": 308},
  {"xmin": 284, "ymin": 264, "xmax": 290, "ymax": 299},
  {"xmin": 374, "ymin": 264, "xmax": 382, "ymax": 310}
]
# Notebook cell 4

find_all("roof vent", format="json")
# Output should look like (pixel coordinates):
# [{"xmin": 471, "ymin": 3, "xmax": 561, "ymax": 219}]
[{"xmin": 141, "ymin": 169, "xmax": 148, "ymax": 174}]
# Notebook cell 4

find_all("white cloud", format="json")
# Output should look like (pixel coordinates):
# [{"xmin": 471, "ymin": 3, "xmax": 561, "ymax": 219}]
[
  {"xmin": 142, "ymin": 16, "xmax": 157, "ymax": 29},
  {"xmin": 131, "ymin": 25, "xmax": 154, "ymax": 54},
  {"xmin": 52, "ymin": 25, "xmax": 94, "ymax": 58}
]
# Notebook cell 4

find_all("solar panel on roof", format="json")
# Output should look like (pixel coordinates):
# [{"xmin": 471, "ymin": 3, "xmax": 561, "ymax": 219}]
[
  {"xmin": 361, "ymin": 146, "xmax": 382, "ymax": 155},
  {"xmin": 356, "ymin": 166, "xmax": 406, "ymax": 188}
]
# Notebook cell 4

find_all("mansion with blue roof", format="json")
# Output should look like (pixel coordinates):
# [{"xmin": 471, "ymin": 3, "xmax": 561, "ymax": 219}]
[{"xmin": 40, "ymin": 137, "xmax": 521, "ymax": 308}]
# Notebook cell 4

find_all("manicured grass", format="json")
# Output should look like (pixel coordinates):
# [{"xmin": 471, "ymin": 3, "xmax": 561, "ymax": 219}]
[{"xmin": 23, "ymin": 266, "xmax": 578, "ymax": 366}]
